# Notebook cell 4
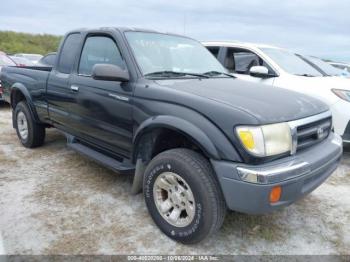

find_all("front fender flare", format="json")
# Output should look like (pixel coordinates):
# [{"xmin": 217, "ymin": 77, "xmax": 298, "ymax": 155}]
[{"xmin": 132, "ymin": 115, "xmax": 220, "ymax": 162}]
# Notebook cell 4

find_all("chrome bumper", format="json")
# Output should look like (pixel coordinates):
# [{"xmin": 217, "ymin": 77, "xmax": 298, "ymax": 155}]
[{"xmin": 236, "ymin": 133, "xmax": 342, "ymax": 184}]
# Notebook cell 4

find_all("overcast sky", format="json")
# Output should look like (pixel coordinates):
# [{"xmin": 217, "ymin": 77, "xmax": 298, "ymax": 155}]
[{"xmin": 1, "ymin": 0, "xmax": 349, "ymax": 62}]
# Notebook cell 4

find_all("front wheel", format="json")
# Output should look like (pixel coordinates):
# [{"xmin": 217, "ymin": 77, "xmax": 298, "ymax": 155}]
[
  {"xmin": 143, "ymin": 148, "xmax": 226, "ymax": 244},
  {"xmin": 14, "ymin": 101, "xmax": 45, "ymax": 148}
]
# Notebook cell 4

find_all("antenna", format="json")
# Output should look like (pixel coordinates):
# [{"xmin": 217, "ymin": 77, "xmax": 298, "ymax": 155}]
[{"xmin": 183, "ymin": 13, "xmax": 187, "ymax": 35}]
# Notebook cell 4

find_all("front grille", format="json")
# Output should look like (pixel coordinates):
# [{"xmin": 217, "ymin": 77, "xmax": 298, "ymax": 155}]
[{"xmin": 296, "ymin": 117, "xmax": 332, "ymax": 151}]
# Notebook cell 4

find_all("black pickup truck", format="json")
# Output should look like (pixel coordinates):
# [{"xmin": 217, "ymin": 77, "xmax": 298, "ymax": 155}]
[{"xmin": 0, "ymin": 28, "xmax": 343, "ymax": 244}]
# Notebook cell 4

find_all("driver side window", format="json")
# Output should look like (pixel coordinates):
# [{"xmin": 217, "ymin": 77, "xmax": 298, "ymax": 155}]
[
  {"xmin": 224, "ymin": 48, "xmax": 274, "ymax": 75},
  {"xmin": 79, "ymin": 36, "xmax": 126, "ymax": 76}
]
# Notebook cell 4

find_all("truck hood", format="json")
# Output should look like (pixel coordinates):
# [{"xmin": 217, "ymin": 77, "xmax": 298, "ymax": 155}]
[{"xmin": 154, "ymin": 77, "xmax": 328, "ymax": 124}]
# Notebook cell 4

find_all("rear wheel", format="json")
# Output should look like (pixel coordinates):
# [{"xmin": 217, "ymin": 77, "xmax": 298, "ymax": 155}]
[
  {"xmin": 143, "ymin": 148, "xmax": 226, "ymax": 244},
  {"xmin": 14, "ymin": 101, "xmax": 45, "ymax": 148}
]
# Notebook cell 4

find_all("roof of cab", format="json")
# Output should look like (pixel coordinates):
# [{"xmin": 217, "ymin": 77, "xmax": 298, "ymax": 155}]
[
  {"xmin": 66, "ymin": 27, "xmax": 187, "ymax": 37},
  {"xmin": 202, "ymin": 41, "xmax": 285, "ymax": 50}
]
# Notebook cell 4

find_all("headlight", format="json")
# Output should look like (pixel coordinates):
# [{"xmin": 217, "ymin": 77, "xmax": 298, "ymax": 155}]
[
  {"xmin": 332, "ymin": 89, "xmax": 350, "ymax": 102},
  {"xmin": 236, "ymin": 123, "xmax": 292, "ymax": 157}
]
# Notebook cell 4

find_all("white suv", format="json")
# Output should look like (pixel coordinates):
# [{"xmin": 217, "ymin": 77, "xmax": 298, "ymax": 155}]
[{"xmin": 203, "ymin": 41, "xmax": 350, "ymax": 143}]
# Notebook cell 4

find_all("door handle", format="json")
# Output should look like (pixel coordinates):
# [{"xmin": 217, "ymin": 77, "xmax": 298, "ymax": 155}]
[{"xmin": 70, "ymin": 85, "xmax": 79, "ymax": 92}]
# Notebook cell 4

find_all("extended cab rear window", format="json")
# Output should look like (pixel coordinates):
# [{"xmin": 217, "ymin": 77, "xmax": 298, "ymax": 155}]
[
  {"xmin": 41, "ymin": 54, "xmax": 56, "ymax": 66},
  {"xmin": 57, "ymin": 33, "xmax": 81, "ymax": 74}
]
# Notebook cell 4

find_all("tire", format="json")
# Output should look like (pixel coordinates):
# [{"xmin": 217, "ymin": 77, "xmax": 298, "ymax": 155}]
[
  {"xmin": 143, "ymin": 148, "xmax": 226, "ymax": 244},
  {"xmin": 14, "ymin": 101, "xmax": 45, "ymax": 148}
]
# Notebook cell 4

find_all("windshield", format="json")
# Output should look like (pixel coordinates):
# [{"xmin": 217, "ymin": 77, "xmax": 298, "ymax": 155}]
[
  {"xmin": 331, "ymin": 63, "xmax": 350, "ymax": 72},
  {"xmin": 303, "ymin": 56, "xmax": 346, "ymax": 76},
  {"xmin": 25, "ymin": 55, "xmax": 43, "ymax": 62},
  {"xmin": 10, "ymin": 56, "xmax": 35, "ymax": 66},
  {"xmin": 261, "ymin": 48, "xmax": 322, "ymax": 77},
  {"xmin": 125, "ymin": 32, "xmax": 225, "ymax": 76},
  {"xmin": 0, "ymin": 54, "xmax": 16, "ymax": 66},
  {"xmin": 16, "ymin": 54, "xmax": 43, "ymax": 62}
]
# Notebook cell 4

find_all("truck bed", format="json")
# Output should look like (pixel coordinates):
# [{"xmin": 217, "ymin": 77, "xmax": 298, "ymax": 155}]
[
  {"xmin": 0, "ymin": 65, "xmax": 52, "ymax": 121},
  {"xmin": 1, "ymin": 66, "xmax": 52, "ymax": 98}
]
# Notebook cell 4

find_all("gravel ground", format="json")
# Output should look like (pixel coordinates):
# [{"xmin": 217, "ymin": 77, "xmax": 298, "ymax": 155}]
[{"xmin": 0, "ymin": 103, "xmax": 349, "ymax": 255}]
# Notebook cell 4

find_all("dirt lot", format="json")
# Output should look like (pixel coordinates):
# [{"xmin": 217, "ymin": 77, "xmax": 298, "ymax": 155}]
[{"xmin": 0, "ymin": 103, "xmax": 349, "ymax": 255}]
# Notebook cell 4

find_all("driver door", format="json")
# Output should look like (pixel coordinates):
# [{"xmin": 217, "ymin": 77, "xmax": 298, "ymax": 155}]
[{"xmin": 68, "ymin": 34, "xmax": 134, "ymax": 157}]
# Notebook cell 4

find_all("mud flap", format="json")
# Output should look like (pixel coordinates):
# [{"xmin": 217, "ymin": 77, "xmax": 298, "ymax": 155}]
[{"xmin": 131, "ymin": 159, "xmax": 146, "ymax": 195}]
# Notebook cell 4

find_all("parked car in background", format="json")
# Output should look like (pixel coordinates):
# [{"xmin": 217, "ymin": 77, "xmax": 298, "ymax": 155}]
[
  {"xmin": 38, "ymin": 52, "xmax": 57, "ymax": 67},
  {"xmin": 0, "ymin": 28, "xmax": 342, "ymax": 243},
  {"xmin": 13, "ymin": 53, "xmax": 43, "ymax": 64},
  {"xmin": 329, "ymin": 61, "xmax": 350, "ymax": 73},
  {"xmin": 0, "ymin": 52, "xmax": 16, "ymax": 102},
  {"xmin": 298, "ymin": 55, "xmax": 350, "ymax": 78},
  {"xmin": 203, "ymin": 41, "xmax": 350, "ymax": 142},
  {"xmin": 0, "ymin": 51, "xmax": 16, "ymax": 69},
  {"xmin": 10, "ymin": 56, "xmax": 35, "ymax": 67}
]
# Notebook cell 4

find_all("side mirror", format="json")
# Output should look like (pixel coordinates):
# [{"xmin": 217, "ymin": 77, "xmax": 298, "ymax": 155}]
[
  {"xmin": 92, "ymin": 64, "xmax": 129, "ymax": 82},
  {"xmin": 249, "ymin": 66, "xmax": 270, "ymax": 78}
]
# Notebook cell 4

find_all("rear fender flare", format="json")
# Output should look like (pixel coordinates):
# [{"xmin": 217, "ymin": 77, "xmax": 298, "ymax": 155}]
[{"xmin": 10, "ymin": 83, "xmax": 40, "ymax": 124}]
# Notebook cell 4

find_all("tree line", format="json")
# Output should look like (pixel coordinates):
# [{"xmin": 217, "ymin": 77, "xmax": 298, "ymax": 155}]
[{"xmin": 0, "ymin": 31, "xmax": 62, "ymax": 55}]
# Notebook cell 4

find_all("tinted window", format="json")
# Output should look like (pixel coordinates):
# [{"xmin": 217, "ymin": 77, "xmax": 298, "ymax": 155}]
[
  {"xmin": 57, "ymin": 33, "xmax": 81, "ymax": 74},
  {"xmin": 224, "ymin": 48, "xmax": 274, "ymax": 75},
  {"xmin": 41, "ymin": 54, "xmax": 56, "ymax": 66},
  {"xmin": 207, "ymin": 47, "xmax": 220, "ymax": 58},
  {"xmin": 79, "ymin": 36, "xmax": 125, "ymax": 75},
  {"xmin": 234, "ymin": 52, "xmax": 260, "ymax": 74}
]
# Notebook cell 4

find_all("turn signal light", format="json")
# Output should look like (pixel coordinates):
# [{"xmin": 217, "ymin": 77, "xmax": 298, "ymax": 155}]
[
  {"xmin": 269, "ymin": 186, "xmax": 282, "ymax": 203},
  {"xmin": 238, "ymin": 130, "xmax": 255, "ymax": 149}
]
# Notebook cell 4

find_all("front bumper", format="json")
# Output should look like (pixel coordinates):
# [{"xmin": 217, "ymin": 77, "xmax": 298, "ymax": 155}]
[{"xmin": 211, "ymin": 133, "xmax": 343, "ymax": 214}]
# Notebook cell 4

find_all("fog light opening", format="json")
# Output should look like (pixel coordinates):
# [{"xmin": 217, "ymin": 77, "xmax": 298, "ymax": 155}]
[{"xmin": 270, "ymin": 186, "xmax": 282, "ymax": 203}]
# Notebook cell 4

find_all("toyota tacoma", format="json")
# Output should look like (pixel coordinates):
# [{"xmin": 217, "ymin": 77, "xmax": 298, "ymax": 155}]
[{"xmin": 0, "ymin": 28, "xmax": 343, "ymax": 244}]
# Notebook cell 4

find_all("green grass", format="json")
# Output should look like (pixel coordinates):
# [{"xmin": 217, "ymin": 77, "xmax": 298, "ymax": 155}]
[{"xmin": 0, "ymin": 31, "xmax": 62, "ymax": 55}]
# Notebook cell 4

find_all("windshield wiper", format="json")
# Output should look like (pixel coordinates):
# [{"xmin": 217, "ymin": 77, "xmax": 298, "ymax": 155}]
[
  {"xmin": 295, "ymin": 73, "xmax": 317, "ymax": 77},
  {"xmin": 203, "ymin": 71, "xmax": 236, "ymax": 78},
  {"xmin": 144, "ymin": 70, "xmax": 209, "ymax": 78}
]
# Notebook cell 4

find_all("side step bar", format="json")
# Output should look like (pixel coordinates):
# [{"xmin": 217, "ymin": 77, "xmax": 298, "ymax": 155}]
[{"xmin": 67, "ymin": 142, "xmax": 135, "ymax": 175}]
